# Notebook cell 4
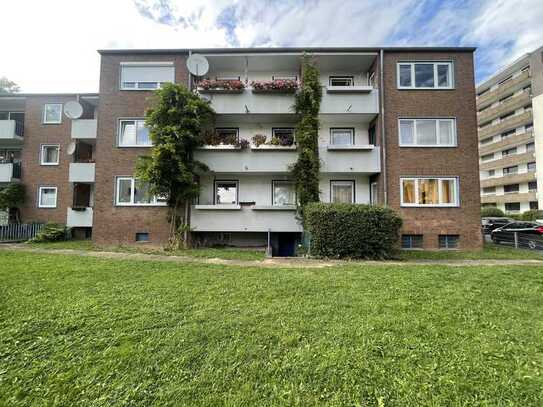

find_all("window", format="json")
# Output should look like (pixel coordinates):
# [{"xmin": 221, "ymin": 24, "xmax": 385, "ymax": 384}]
[
  {"xmin": 135, "ymin": 232, "xmax": 149, "ymax": 242},
  {"xmin": 40, "ymin": 144, "xmax": 59, "ymax": 165},
  {"xmin": 488, "ymin": 169, "xmax": 495, "ymax": 177},
  {"xmin": 498, "ymin": 75, "xmax": 512, "ymax": 86},
  {"xmin": 505, "ymin": 202, "xmax": 521, "ymax": 212},
  {"xmin": 503, "ymin": 165, "xmax": 518, "ymax": 175},
  {"xmin": 115, "ymin": 177, "xmax": 166, "ymax": 206},
  {"xmin": 38, "ymin": 186, "xmax": 57, "ymax": 208},
  {"xmin": 482, "ymin": 187, "xmax": 495, "ymax": 195},
  {"xmin": 120, "ymin": 63, "xmax": 174, "ymax": 90},
  {"xmin": 272, "ymin": 181, "xmax": 296, "ymax": 206},
  {"xmin": 329, "ymin": 76, "xmax": 354, "ymax": 86},
  {"xmin": 370, "ymin": 182, "xmax": 378, "ymax": 205},
  {"xmin": 401, "ymin": 234, "xmax": 423, "ymax": 249},
  {"xmin": 399, "ymin": 119, "xmax": 456, "ymax": 146},
  {"xmin": 529, "ymin": 181, "xmax": 537, "ymax": 192},
  {"xmin": 272, "ymin": 75, "xmax": 297, "ymax": 81},
  {"xmin": 526, "ymin": 123, "xmax": 534, "ymax": 132},
  {"xmin": 215, "ymin": 180, "xmax": 238, "ymax": 205},
  {"xmin": 530, "ymin": 201, "xmax": 539, "ymax": 210},
  {"xmin": 397, "ymin": 62, "xmax": 453, "ymax": 89},
  {"xmin": 481, "ymin": 153, "xmax": 494, "ymax": 162},
  {"xmin": 528, "ymin": 162, "xmax": 536, "ymax": 172},
  {"xmin": 330, "ymin": 128, "xmax": 354, "ymax": 146},
  {"xmin": 439, "ymin": 235, "xmax": 459, "ymax": 249},
  {"xmin": 368, "ymin": 126, "xmax": 376, "ymax": 145},
  {"xmin": 272, "ymin": 128, "xmax": 295, "ymax": 146},
  {"xmin": 118, "ymin": 119, "xmax": 151, "ymax": 147},
  {"xmin": 214, "ymin": 128, "xmax": 239, "ymax": 145},
  {"xmin": 400, "ymin": 177, "xmax": 459, "ymax": 207},
  {"xmin": 331, "ymin": 181, "xmax": 355, "ymax": 203},
  {"xmin": 43, "ymin": 104, "xmax": 62, "ymax": 124},
  {"xmin": 502, "ymin": 147, "xmax": 517, "ymax": 157},
  {"xmin": 501, "ymin": 129, "xmax": 516, "ymax": 139},
  {"xmin": 504, "ymin": 184, "xmax": 519, "ymax": 194},
  {"xmin": 526, "ymin": 142, "xmax": 535, "ymax": 152},
  {"xmin": 480, "ymin": 137, "xmax": 494, "ymax": 145}
]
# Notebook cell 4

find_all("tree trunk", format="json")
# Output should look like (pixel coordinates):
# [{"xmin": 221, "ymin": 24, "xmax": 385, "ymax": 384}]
[{"xmin": 183, "ymin": 200, "xmax": 191, "ymax": 249}]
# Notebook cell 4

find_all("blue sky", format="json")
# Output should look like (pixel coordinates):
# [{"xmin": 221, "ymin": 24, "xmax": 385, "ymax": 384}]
[{"xmin": 1, "ymin": 0, "xmax": 542, "ymax": 92}]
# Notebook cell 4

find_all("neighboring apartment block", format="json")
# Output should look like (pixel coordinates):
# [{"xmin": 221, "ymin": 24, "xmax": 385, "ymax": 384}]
[
  {"xmin": 477, "ymin": 45, "xmax": 543, "ymax": 213},
  {"xmin": 0, "ymin": 47, "xmax": 482, "ymax": 252}
]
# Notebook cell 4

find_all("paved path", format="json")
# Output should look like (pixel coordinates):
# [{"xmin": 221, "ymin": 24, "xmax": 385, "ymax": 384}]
[{"xmin": 2, "ymin": 244, "xmax": 543, "ymax": 268}]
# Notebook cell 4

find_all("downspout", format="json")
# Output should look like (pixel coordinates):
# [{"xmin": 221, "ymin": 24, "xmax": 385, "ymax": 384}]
[
  {"xmin": 188, "ymin": 50, "xmax": 192, "ymax": 91},
  {"xmin": 379, "ymin": 49, "xmax": 388, "ymax": 206}
]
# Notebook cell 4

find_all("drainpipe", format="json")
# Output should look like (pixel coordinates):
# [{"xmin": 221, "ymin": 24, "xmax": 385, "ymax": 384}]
[
  {"xmin": 379, "ymin": 49, "xmax": 388, "ymax": 205},
  {"xmin": 188, "ymin": 50, "xmax": 192, "ymax": 91}
]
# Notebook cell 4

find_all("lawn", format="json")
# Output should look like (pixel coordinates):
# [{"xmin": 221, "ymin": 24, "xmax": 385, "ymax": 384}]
[{"xmin": 1, "ymin": 251, "xmax": 542, "ymax": 406}]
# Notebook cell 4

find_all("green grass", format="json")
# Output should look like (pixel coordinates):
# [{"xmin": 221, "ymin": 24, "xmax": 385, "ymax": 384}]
[
  {"xmin": 26, "ymin": 240, "xmax": 266, "ymax": 261},
  {"xmin": 399, "ymin": 242, "xmax": 543, "ymax": 261},
  {"xmin": 1, "ymin": 251, "xmax": 542, "ymax": 406}
]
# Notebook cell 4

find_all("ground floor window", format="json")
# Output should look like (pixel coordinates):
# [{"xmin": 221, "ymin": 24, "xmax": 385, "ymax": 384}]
[
  {"xmin": 215, "ymin": 180, "xmax": 238, "ymax": 204},
  {"xmin": 401, "ymin": 234, "xmax": 423, "ymax": 249},
  {"xmin": 331, "ymin": 180, "xmax": 355, "ymax": 203},
  {"xmin": 505, "ymin": 202, "xmax": 520, "ymax": 212},
  {"xmin": 38, "ymin": 186, "xmax": 57, "ymax": 208},
  {"xmin": 400, "ymin": 177, "xmax": 458, "ymax": 207},
  {"xmin": 530, "ymin": 201, "xmax": 539, "ymax": 210},
  {"xmin": 272, "ymin": 181, "xmax": 296, "ymax": 205},
  {"xmin": 115, "ymin": 177, "xmax": 166, "ymax": 206},
  {"xmin": 439, "ymin": 234, "xmax": 459, "ymax": 249}
]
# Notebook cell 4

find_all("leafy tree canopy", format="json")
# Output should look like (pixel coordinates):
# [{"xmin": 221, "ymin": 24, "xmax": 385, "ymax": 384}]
[{"xmin": 0, "ymin": 77, "xmax": 20, "ymax": 94}]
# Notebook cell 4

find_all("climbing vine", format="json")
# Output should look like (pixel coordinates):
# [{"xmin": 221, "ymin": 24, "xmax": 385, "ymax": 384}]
[{"xmin": 291, "ymin": 54, "xmax": 322, "ymax": 218}]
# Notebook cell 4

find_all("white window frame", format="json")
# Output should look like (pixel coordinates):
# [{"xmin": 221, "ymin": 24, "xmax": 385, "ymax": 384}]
[
  {"xmin": 330, "ymin": 128, "xmax": 355, "ymax": 146},
  {"xmin": 272, "ymin": 180, "xmax": 296, "ymax": 206},
  {"xmin": 214, "ymin": 180, "xmax": 239, "ymax": 205},
  {"xmin": 399, "ymin": 118, "xmax": 457, "ymax": 147},
  {"xmin": 38, "ymin": 186, "xmax": 58, "ymax": 208},
  {"xmin": 119, "ymin": 62, "xmax": 175, "ymax": 91},
  {"xmin": 118, "ymin": 119, "xmax": 152, "ymax": 147},
  {"xmin": 397, "ymin": 62, "xmax": 454, "ymax": 90},
  {"xmin": 115, "ymin": 177, "xmax": 167, "ymax": 206},
  {"xmin": 40, "ymin": 144, "xmax": 60, "ymax": 166},
  {"xmin": 42, "ymin": 104, "xmax": 63, "ymax": 124},
  {"xmin": 329, "ymin": 76, "xmax": 354, "ymax": 86},
  {"xmin": 400, "ymin": 177, "xmax": 459, "ymax": 207},
  {"xmin": 330, "ymin": 180, "xmax": 355, "ymax": 203}
]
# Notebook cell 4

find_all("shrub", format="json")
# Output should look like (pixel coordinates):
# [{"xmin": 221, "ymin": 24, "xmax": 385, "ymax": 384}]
[
  {"xmin": 481, "ymin": 207, "xmax": 505, "ymax": 217},
  {"xmin": 521, "ymin": 210, "xmax": 543, "ymax": 221},
  {"xmin": 252, "ymin": 134, "xmax": 267, "ymax": 147},
  {"xmin": 304, "ymin": 203, "xmax": 402, "ymax": 259},
  {"xmin": 30, "ymin": 223, "xmax": 69, "ymax": 243}
]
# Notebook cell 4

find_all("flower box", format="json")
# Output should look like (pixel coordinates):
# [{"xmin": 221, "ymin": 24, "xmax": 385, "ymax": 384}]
[
  {"xmin": 251, "ymin": 145, "xmax": 297, "ymax": 151},
  {"xmin": 251, "ymin": 79, "xmax": 298, "ymax": 93},
  {"xmin": 198, "ymin": 79, "xmax": 245, "ymax": 93}
]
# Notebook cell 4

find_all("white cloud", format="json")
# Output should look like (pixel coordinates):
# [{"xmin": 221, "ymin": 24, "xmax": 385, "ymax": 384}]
[{"xmin": 1, "ymin": 0, "xmax": 542, "ymax": 92}]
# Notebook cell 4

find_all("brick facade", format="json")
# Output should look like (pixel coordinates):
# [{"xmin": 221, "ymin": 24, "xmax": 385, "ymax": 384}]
[{"xmin": 92, "ymin": 53, "xmax": 189, "ymax": 245}]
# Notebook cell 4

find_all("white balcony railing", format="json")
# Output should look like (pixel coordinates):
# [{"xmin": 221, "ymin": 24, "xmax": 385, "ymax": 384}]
[
  {"xmin": 69, "ymin": 163, "xmax": 95, "ymax": 183},
  {"xmin": 66, "ymin": 207, "xmax": 93, "ymax": 227},
  {"xmin": 0, "ymin": 163, "xmax": 14, "ymax": 182},
  {"xmin": 191, "ymin": 205, "xmax": 301, "ymax": 232},
  {"xmin": 0, "ymin": 120, "xmax": 24, "ymax": 141},
  {"xmin": 71, "ymin": 119, "xmax": 97, "ymax": 139}
]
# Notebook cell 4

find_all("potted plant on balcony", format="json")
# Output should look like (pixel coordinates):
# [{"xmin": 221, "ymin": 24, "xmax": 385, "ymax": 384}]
[
  {"xmin": 197, "ymin": 79, "xmax": 245, "ymax": 94},
  {"xmin": 251, "ymin": 79, "xmax": 298, "ymax": 94},
  {"xmin": 202, "ymin": 130, "xmax": 249, "ymax": 150},
  {"xmin": 251, "ymin": 131, "xmax": 296, "ymax": 150}
]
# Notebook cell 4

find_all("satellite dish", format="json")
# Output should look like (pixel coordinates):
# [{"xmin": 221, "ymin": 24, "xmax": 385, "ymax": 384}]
[
  {"xmin": 67, "ymin": 142, "xmax": 77, "ymax": 156},
  {"xmin": 64, "ymin": 101, "xmax": 83, "ymax": 119},
  {"xmin": 186, "ymin": 54, "xmax": 209, "ymax": 77}
]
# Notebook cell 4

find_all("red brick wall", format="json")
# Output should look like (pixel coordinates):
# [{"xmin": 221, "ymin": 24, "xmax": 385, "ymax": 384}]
[
  {"xmin": 92, "ymin": 53, "xmax": 189, "ymax": 245},
  {"xmin": 20, "ymin": 95, "xmax": 78, "ymax": 223},
  {"xmin": 382, "ymin": 51, "xmax": 483, "ymax": 249}
]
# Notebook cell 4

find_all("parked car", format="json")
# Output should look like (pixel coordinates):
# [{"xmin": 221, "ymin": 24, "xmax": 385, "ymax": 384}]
[
  {"xmin": 481, "ymin": 217, "xmax": 513, "ymax": 234},
  {"xmin": 491, "ymin": 221, "xmax": 543, "ymax": 249}
]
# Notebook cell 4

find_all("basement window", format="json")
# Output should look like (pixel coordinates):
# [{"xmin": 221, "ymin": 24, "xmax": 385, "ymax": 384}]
[
  {"xmin": 439, "ymin": 235, "xmax": 459, "ymax": 249},
  {"xmin": 135, "ymin": 232, "xmax": 149, "ymax": 242},
  {"xmin": 401, "ymin": 234, "xmax": 423, "ymax": 249}
]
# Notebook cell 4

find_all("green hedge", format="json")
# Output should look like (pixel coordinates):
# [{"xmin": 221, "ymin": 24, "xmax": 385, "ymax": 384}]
[
  {"xmin": 521, "ymin": 210, "xmax": 543, "ymax": 221},
  {"xmin": 304, "ymin": 203, "xmax": 402, "ymax": 259},
  {"xmin": 481, "ymin": 207, "xmax": 505, "ymax": 217}
]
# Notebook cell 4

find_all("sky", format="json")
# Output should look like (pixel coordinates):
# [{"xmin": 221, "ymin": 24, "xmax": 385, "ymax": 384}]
[{"xmin": 1, "ymin": 0, "xmax": 542, "ymax": 93}]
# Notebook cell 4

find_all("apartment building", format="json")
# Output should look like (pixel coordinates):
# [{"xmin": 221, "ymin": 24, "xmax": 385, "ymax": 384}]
[
  {"xmin": 477, "ymin": 45, "xmax": 543, "ymax": 213},
  {"xmin": 0, "ymin": 47, "xmax": 482, "ymax": 252}
]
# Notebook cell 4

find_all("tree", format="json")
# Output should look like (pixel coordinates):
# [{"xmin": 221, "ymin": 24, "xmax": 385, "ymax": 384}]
[
  {"xmin": 291, "ymin": 55, "xmax": 322, "ymax": 218},
  {"xmin": 136, "ymin": 83, "xmax": 214, "ymax": 249},
  {"xmin": 0, "ymin": 183, "xmax": 25, "ymax": 223},
  {"xmin": 0, "ymin": 77, "xmax": 20, "ymax": 93}
]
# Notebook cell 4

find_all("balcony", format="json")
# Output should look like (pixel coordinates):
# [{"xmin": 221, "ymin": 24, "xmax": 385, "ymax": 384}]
[
  {"xmin": 481, "ymin": 192, "xmax": 536, "ymax": 204},
  {"xmin": 66, "ymin": 207, "xmax": 93, "ymax": 227},
  {"xmin": 0, "ymin": 162, "xmax": 21, "ymax": 183},
  {"xmin": 479, "ymin": 151, "xmax": 535, "ymax": 171},
  {"xmin": 69, "ymin": 163, "xmax": 95, "ymax": 183},
  {"xmin": 480, "ymin": 171, "xmax": 535, "ymax": 188},
  {"xmin": 194, "ymin": 145, "xmax": 380, "ymax": 174},
  {"xmin": 477, "ymin": 90, "xmax": 531, "ymax": 124},
  {"xmin": 479, "ymin": 131, "xmax": 533, "ymax": 155},
  {"xmin": 201, "ymin": 89, "xmax": 295, "ymax": 116},
  {"xmin": 478, "ymin": 111, "xmax": 533, "ymax": 139},
  {"xmin": 320, "ymin": 89, "xmax": 379, "ymax": 118},
  {"xmin": 71, "ymin": 119, "xmax": 97, "ymax": 139},
  {"xmin": 191, "ymin": 205, "xmax": 301, "ymax": 232},
  {"xmin": 0, "ymin": 120, "xmax": 24, "ymax": 144},
  {"xmin": 477, "ymin": 70, "xmax": 531, "ymax": 107}
]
